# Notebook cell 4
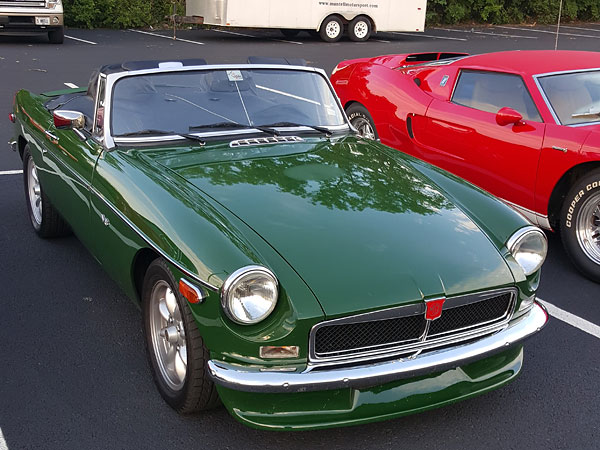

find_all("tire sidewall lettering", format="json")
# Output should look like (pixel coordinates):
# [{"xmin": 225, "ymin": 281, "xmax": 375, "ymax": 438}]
[{"xmin": 565, "ymin": 187, "xmax": 590, "ymax": 228}]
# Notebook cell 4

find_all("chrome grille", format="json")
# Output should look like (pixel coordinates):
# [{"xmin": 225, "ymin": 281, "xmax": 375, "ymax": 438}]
[
  {"xmin": 229, "ymin": 136, "xmax": 303, "ymax": 147},
  {"xmin": 429, "ymin": 292, "xmax": 512, "ymax": 337},
  {"xmin": 310, "ymin": 289, "xmax": 516, "ymax": 364},
  {"xmin": 314, "ymin": 314, "xmax": 425, "ymax": 357},
  {"xmin": 0, "ymin": 1, "xmax": 46, "ymax": 7}
]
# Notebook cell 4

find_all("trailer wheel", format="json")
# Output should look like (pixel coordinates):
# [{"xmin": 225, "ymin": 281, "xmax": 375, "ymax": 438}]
[
  {"xmin": 348, "ymin": 16, "xmax": 371, "ymax": 42},
  {"xmin": 320, "ymin": 16, "xmax": 343, "ymax": 42}
]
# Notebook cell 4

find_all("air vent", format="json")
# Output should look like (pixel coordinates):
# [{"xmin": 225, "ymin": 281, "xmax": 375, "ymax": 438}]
[{"xmin": 229, "ymin": 136, "xmax": 304, "ymax": 148}]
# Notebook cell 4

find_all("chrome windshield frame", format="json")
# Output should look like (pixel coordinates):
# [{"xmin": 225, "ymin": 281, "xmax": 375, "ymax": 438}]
[{"xmin": 100, "ymin": 64, "xmax": 351, "ymax": 150}]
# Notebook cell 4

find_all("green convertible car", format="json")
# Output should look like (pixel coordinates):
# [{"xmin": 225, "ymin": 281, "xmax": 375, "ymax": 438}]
[{"xmin": 9, "ymin": 58, "xmax": 549, "ymax": 430}]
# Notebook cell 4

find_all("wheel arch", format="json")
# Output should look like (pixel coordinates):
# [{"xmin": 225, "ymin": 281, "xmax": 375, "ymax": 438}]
[
  {"xmin": 132, "ymin": 247, "xmax": 161, "ymax": 302},
  {"xmin": 318, "ymin": 13, "xmax": 347, "ymax": 31},
  {"xmin": 548, "ymin": 161, "xmax": 600, "ymax": 229},
  {"xmin": 343, "ymin": 99, "xmax": 362, "ymax": 110}
]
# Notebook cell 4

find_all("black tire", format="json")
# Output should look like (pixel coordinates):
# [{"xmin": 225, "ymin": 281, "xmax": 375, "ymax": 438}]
[
  {"xmin": 23, "ymin": 145, "xmax": 70, "ymax": 238},
  {"xmin": 48, "ymin": 26, "xmax": 64, "ymax": 44},
  {"xmin": 142, "ymin": 258, "xmax": 219, "ymax": 413},
  {"xmin": 560, "ymin": 170, "xmax": 600, "ymax": 282},
  {"xmin": 319, "ymin": 16, "xmax": 344, "ymax": 42},
  {"xmin": 346, "ymin": 103, "xmax": 379, "ymax": 140},
  {"xmin": 348, "ymin": 16, "xmax": 372, "ymax": 42},
  {"xmin": 280, "ymin": 28, "xmax": 300, "ymax": 38}
]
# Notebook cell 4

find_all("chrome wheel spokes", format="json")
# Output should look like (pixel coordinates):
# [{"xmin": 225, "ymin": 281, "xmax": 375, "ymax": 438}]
[
  {"xmin": 576, "ymin": 192, "xmax": 600, "ymax": 264},
  {"xmin": 27, "ymin": 158, "xmax": 42, "ymax": 226},
  {"xmin": 352, "ymin": 117, "xmax": 375, "ymax": 140},
  {"xmin": 150, "ymin": 281, "xmax": 187, "ymax": 390}
]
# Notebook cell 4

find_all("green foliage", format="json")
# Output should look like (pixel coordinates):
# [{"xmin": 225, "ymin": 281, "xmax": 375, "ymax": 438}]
[
  {"xmin": 63, "ymin": 0, "xmax": 599, "ymax": 28},
  {"xmin": 63, "ymin": 0, "xmax": 181, "ymax": 29},
  {"xmin": 426, "ymin": 0, "xmax": 600, "ymax": 25}
]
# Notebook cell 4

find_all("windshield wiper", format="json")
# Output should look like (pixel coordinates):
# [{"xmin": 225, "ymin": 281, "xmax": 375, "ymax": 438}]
[
  {"xmin": 115, "ymin": 129, "xmax": 205, "ymax": 144},
  {"xmin": 258, "ymin": 122, "xmax": 333, "ymax": 137},
  {"xmin": 572, "ymin": 109, "xmax": 600, "ymax": 119},
  {"xmin": 189, "ymin": 121, "xmax": 280, "ymax": 136}
]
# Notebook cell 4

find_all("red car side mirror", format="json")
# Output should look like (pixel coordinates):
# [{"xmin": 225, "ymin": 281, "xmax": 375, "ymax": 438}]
[{"xmin": 496, "ymin": 107, "xmax": 523, "ymax": 126}]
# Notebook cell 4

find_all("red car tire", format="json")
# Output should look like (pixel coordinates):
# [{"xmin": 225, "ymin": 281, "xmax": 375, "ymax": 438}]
[
  {"xmin": 560, "ymin": 170, "xmax": 600, "ymax": 281},
  {"xmin": 346, "ymin": 103, "xmax": 379, "ymax": 141}
]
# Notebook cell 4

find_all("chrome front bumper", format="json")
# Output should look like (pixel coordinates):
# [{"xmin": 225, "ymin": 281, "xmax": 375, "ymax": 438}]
[{"xmin": 208, "ymin": 301, "xmax": 548, "ymax": 393}]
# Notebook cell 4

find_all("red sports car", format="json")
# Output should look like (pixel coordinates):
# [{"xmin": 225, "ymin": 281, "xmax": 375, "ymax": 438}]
[{"xmin": 332, "ymin": 50, "xmax": 600, "ymax": 281}]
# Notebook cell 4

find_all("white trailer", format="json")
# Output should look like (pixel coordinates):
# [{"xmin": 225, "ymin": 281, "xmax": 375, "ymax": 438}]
[{"xmin": 185, "ymin": 0, "xmax": 427, "ymax": 42}]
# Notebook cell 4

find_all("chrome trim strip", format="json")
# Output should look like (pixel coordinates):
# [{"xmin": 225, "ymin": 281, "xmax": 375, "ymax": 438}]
[
  {"xmin": 501, "ymin": 198, "xmax": 552, "ymax": 229},
  {"xmin": 308, "ymin": 288, "xmax": 516, "ymax": 364},
  {"xmin": 207, "ymin": 302, "xmax": 548, "ymax": 393},
  {"xmin": 42, "ymin": 143, "xmax": 90, "ymax": 189},
  {"xmin": 90, "ymin": 185, "xmax": 219, "ymax": 292}
]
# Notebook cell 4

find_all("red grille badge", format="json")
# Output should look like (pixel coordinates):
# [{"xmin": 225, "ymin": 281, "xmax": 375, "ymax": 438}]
[{"xmin": 425, "ymin": 298, "xmax": 446, "ymax": 321}]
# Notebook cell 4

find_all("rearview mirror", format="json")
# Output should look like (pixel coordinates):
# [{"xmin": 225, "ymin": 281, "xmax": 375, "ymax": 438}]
[
  {"xmin": 53, "ymin": 110, "xmax": 85, "ymax": 130},
  {"xmin": 496, "ymin": 107, "xmax": 523, "ymax": 126}
]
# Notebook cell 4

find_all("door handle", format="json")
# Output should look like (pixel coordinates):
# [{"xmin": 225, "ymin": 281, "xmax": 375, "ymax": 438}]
[
  {"xmin": 552, "ymin": 145, "xmax": 567, "ymax": 153},
  {"xmin": 44, "ymin": 130, "xmax": 59, "ymax": 141}
]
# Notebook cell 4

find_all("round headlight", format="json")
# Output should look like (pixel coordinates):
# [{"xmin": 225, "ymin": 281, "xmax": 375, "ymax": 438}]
[
  {"xmin": 507, "ymin": 226, "xmax": 548, "ymax": 276},
  {"xmin": 221, "ymin": 266, "xmax": 278, "ymax": 325}
]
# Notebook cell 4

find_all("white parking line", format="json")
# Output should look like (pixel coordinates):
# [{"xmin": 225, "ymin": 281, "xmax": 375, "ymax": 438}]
[
  {"xmin": 64, "ymin": 82, "xmax": 79, "ymax": 89},
  {"xmin": 539, "ymin": 298, "xmax": 600, "ymax": 339},
  {"xmin": 0, "ymin": 170, "xmax": 22, "ymax": 176},
  {"xmin": 128, "ymin": 29, "xmax": 205, "ymax": 45},
  {"xmin": 435, "ymin": 27, "xmax": 537, "ymax": 39},
  {"xmin": 211, "ymin": 28, "xmax": 303, "ymax": 45},
  {"xmin": 388, "ymin": 31, "xmax": 467, "ymax": 41},
  {"xmin": 560, "ymin": 25, "xmax": 600, "ymax": 33},
  {"xmin": 0, "ymin": 427, "xmax": 8, "ymax": 450},
  {"xmin": 65, "ymin": 35, "xmax": 97, "ymax": 45},
  {"xmin": 496, "ymin": 25, "xmax": 600, "ymax": 40}
]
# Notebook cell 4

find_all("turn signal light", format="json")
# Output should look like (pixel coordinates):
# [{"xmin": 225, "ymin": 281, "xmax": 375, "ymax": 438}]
[
  {"xmin": 8, "ymin": 113, "xmax": 15, "ymax": 123},
  {"xmin": 259, "ymin": 346, "xmax": 300, "ymax": 359},
  {"xmin": 178, "ymin": 278, "xmax": 205, "ymax": 304}
]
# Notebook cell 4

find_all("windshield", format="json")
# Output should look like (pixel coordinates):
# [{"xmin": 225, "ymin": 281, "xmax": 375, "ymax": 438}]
[
  {"xmin": 110, "ymin": 68, "xmax": 346, "ymax": 137},
  {"xmin": 538, "ymin": 70, "xmax": 600, "ymax": 125}
]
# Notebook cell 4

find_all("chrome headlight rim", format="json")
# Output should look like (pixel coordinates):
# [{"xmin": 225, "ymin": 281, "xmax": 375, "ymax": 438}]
[
  {"xmin": 507, "ymin": 226, "xmax": 548, "ymax": 276},
  {"xmin": 220, "ymin": 265, "xmax": 279, "ymax": 325}
]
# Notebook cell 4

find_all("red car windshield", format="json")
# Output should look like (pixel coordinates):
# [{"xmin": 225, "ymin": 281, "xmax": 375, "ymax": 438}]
[{"xmin": 538, "ymin": 70, "xmax": 600, "ymax": 126}]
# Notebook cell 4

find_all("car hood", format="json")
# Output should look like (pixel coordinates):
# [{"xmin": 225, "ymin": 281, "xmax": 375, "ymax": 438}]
[{"xmin": 148, "ymin": 137, "xmax": 514, "ymax": 318}]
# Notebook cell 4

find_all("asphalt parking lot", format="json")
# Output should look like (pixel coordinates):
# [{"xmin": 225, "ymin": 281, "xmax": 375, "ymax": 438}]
[{"xmin": 1, "ymin": 24, "xmax": 599, "ymax": 449}]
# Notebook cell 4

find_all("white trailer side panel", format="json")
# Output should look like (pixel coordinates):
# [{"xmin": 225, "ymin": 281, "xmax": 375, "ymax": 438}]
[{"xmin": 186, "ymin": 0, "xmax": 426, "ymax": 32}]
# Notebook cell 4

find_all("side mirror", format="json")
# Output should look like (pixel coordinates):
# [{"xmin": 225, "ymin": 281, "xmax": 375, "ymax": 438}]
[
  {"xmin": 496, "ymin": 107, "xmax": 523, "ymax": 126},
  {"xmin": 53, "ymin": 110, "xmax": 85, "ymax": 130}
]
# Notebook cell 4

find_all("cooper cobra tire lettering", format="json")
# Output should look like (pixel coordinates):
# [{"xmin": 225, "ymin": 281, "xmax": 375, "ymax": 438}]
[{"xmin": 560, "ymin": 169, "xmax": 600, "ymax": 282}]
